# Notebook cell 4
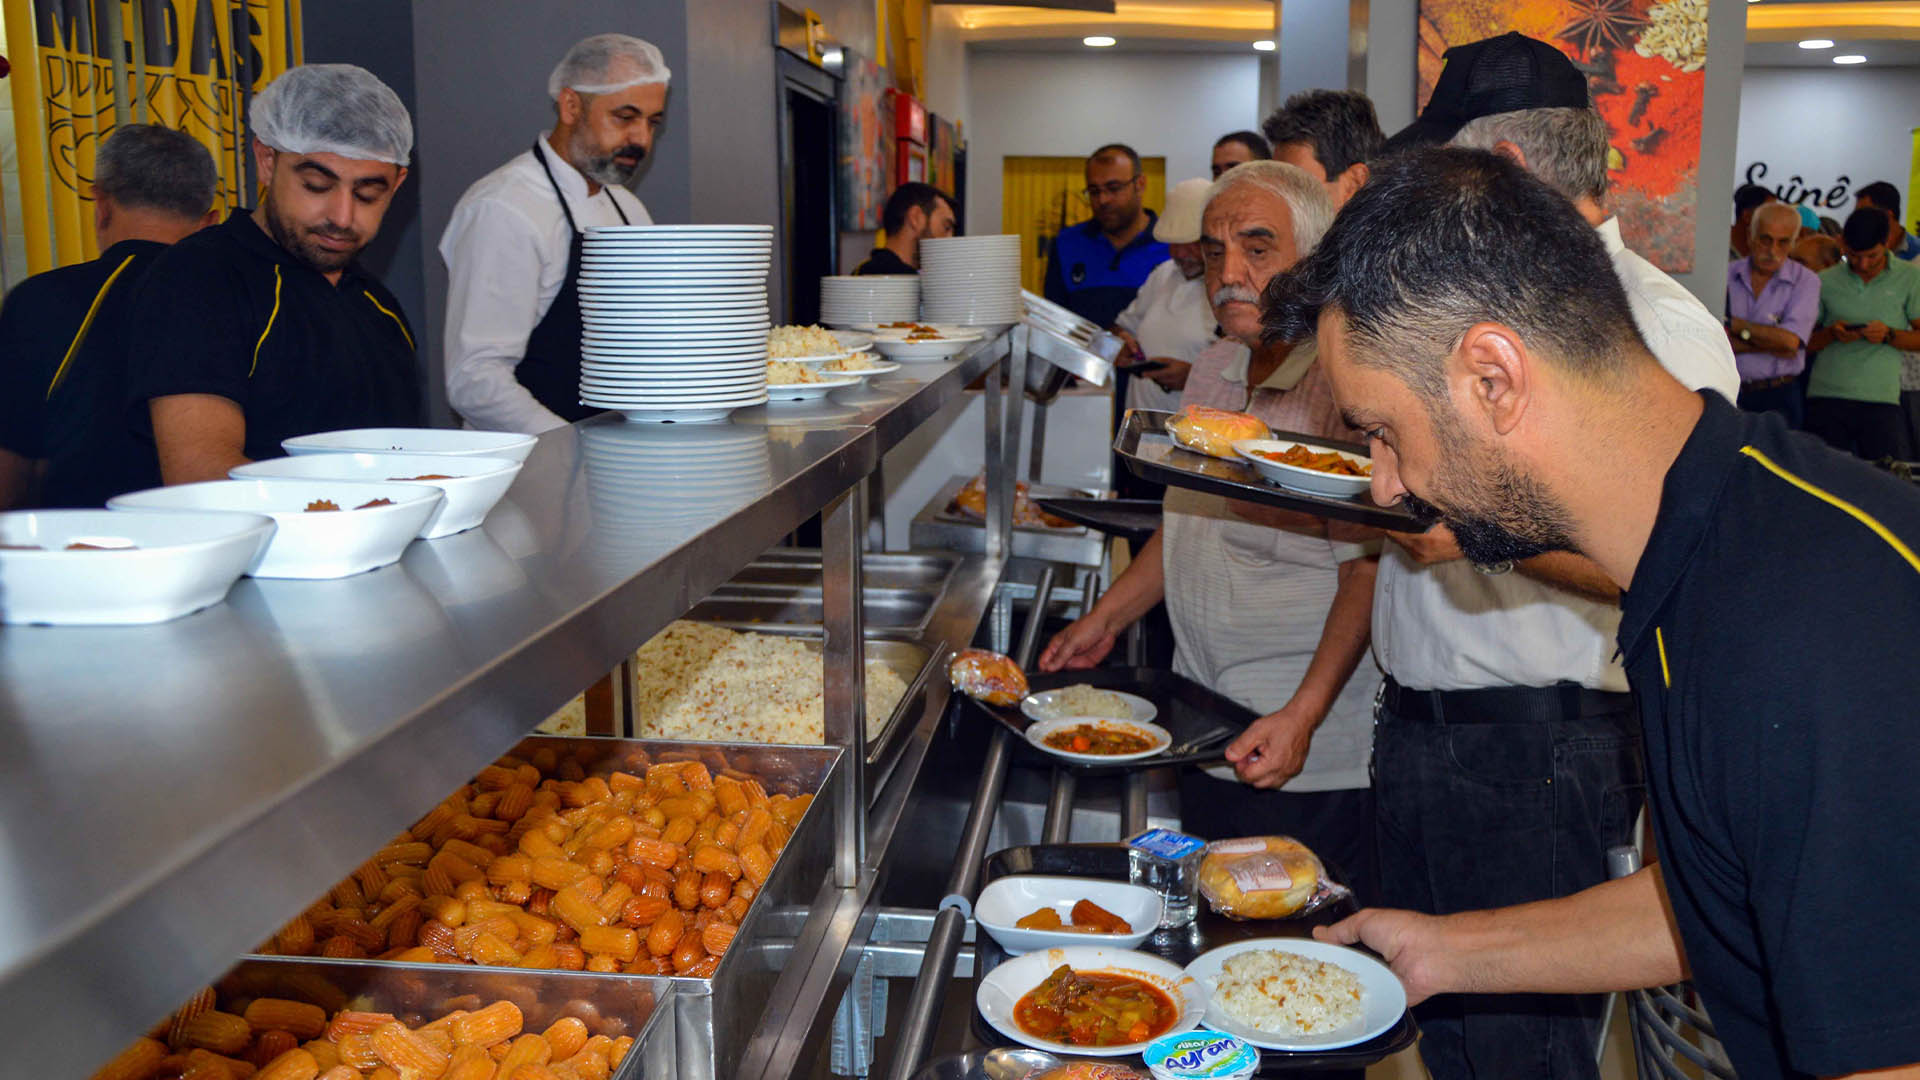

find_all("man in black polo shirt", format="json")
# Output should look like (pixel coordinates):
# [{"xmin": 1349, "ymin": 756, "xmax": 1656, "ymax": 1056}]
[
  {"xmin": 853, "ymin": 182, "xmax": 955, "ymax": 275},
  {"xmin": 129, "ymin": 64, "xmax": 421, "ymax": 483},
  {"xmin": 0, "ymin": 125, "xmax": 217, "ymax": 508},
  {"xmin": 1267, "ymin": 148, "xmax": 1920, "ymax": 1079}
]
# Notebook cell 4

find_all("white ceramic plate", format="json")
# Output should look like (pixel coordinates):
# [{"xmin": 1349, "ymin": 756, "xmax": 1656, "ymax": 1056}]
[
  {"xmin": 616, "ymin": 400, "xmax": 765, "ymax": 423},
  {"xmin": 230, "ymin": 452, "xmax": 521, "ymax": 539},
  {"xmin": 974, "ymin": 877, "xmax": 1163, "ymax": 956},
  {"xmin": 767, "ymin": 375, "xmax": 861, "ymax": 401},
  {"xmin": 281, "ymin": 427, "xmax": 538, "ymax": 463},
  {"xmin": 823, "ymin": 359, "xmax": 902, "ymax": 378},
  {"xmin": 1023, "ymin": 717, "xmax": 1172, "ymax": 764},
  {"xmin": 1232, "ymin": 439, "xmax": 1373, "ymax": 498},
  {"xmin": 975, "ymin": 946, "xmax": 1205, "ymax": 1058},
  {"xmin": 832, "ymin": 330, "xmax": 875, "ymax": 351},
  {"xmin": 109, "ymin": 479, "xmax": 442, "ymax": 579},
  {"xmin": 872, "ymin": 337, "xmax": 975, "ymax": 362},
  {"xmin": 582, "ymin": 343, "xmax": 769, "ymax": 357},
  {"xmin": 769, "ymin": 352, "xmax": 852, "ymax": 366},
  {"xmin": 583, "ymin": 387, "xmax": 770, "ymax": 404},
  {"xmin": 1182, "ymin": 939, "xmax": 1407, "ymax": 1051},
  {"xmin": 581, "ymin": 373, "xmax": 764, "ymax": 387},
  {"xmin": 0, "ymin": 510, "xmax": 273, "ymax": 625},
  {"xmin": 1020, "ymin": 688, "xmax": 1158, "ymax": 724}
]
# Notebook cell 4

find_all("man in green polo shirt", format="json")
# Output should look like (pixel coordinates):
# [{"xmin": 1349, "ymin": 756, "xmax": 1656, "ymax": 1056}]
[{"xmin": 1806, "ymin": 206, "xmax": 1920, "ymax": 459}]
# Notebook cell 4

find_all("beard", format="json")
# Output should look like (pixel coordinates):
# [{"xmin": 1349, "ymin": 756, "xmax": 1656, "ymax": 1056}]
[
  {"xmin": 1404, "ymin": 412, "xmax": 1580, "ymax": 565},
  {"xmin": 260, "ymin": 193, "xmax": 363, "ymax": 274},
  {"xmin": 571, "ymin": 126, "xmax": 647, "ymax": 187}
]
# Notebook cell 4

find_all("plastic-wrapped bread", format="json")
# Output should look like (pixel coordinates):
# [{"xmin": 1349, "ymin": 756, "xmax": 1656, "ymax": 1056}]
[
  {"xmin": 949, "ymin": 648, "xmax": 1029, "ymax": 706},
  {"xmin": 1197, "ymin": 836, "xmax": 1350, "ymax": 920},
  {"xmin": 1165, "ymin": 406, "xmax": 1271, "ymax": 460}
]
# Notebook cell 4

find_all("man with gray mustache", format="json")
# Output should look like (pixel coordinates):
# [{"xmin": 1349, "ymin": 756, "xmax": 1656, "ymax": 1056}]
[{"xmin": 1043, "ymin": 161, "xmax": 1382, "ymax": 912}]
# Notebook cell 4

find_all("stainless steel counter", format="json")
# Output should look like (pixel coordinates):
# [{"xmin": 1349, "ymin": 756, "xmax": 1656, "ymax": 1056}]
[{"xmin": 0, "ymin": 416, "xmax": 879, "ymax": 1075}]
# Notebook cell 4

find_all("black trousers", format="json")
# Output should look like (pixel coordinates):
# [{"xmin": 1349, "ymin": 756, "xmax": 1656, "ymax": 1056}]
[
  {"xmin": 1806, "ymin": 396, "xmax": 1911, "ymax": 461},
  {"xmin": 1373, "ymin": 680, "xmax": 1644, "ymax": 1080}
]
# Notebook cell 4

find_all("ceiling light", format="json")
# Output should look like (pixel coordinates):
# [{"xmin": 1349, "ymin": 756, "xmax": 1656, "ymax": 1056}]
[
  {"xmin": 1834, "ymin": 53, "xmax": 1867, "ymax": 64},
  {"xmin": 1252, "ymin": 39, "xmax": 1276, "ymax": 51},
  {"xmin": 1798, "ymin": 38, "xmax": 1834, "ymax": 49},
  {"xmin": 1083, "ymin": 35, "xmax": 1116, "ymax": 47}
]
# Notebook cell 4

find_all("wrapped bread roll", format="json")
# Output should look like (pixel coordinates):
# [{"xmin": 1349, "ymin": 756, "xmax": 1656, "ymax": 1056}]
[
  {"xmin": 949, "ymin": 648, "xmax": 1029, "ymax": 706},
  {"xmin": 1198, "ymin": 836, "xmax": 1349, "ymax": 920},
  {"xmin": 1166, "ymin": 406, "xmax": 1271, "ymax": 460}
]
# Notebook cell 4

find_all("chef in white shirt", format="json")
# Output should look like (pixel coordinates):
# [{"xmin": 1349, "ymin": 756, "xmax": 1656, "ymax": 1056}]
[
  {"xmin": 440, "ymin": 34, "xmax": 669, "ymax": 433},
  {"xmin": 1112, "ymin": 177, "xmax": 1219, "ymax": 413}
]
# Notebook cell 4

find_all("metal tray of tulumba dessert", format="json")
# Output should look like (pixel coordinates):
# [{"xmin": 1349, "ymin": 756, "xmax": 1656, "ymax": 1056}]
[{"xmin": 1115, "ymin": 409, "xmax": 1421, "ymax": 529}]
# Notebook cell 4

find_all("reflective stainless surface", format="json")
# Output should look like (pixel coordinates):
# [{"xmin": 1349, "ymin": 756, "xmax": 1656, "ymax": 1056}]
[
  {"xmin": 724, "ymin": 549, "xmax": 962, "ymax": 593},
  {"xmin": 0, "ymin": 416, "xmax": 875, "ymax": 1076},
  {"xmin": 912, "ymin": 474, "xmax": 1110, "ymax": 567},
  {"xmin": 688, "ymin": 588, "xmax": 938, "ymax": 630}
]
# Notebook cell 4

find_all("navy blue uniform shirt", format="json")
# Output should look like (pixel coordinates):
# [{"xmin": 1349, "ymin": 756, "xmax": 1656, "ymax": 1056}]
[
  {"xmin": 1619, "ymin": 391, "xmax": 1920, "ymax": 1078},
  {"xmin": 0, "ymin": 239, "xmax": 167, "ymax": 506},
  {"xmin": 1042, "ymin": 211, "xmax": 1169, "ymax": 329},
  {"xmin": 126, "ymin": 210, "xmax": 421, "ymax": 463}
]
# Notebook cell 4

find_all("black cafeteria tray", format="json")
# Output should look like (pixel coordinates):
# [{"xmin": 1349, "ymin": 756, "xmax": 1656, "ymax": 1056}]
[
  {"xmin": 1034, "ymin": 497, "xmax": 1162, "ymax": 545},
  {"xmin": 970, "ymin": 843, "xmax": 1418, "ymax": 1073},
  {"xmin": 1115, "ymin": 409, "xmax": 1421, "ymax": 530},
  {"xmin": 961, "ymin": 666, "xmax": 1256, "ymax": 775}
]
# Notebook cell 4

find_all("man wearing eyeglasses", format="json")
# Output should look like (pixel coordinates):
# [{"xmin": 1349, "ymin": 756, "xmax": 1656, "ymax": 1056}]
[{"xmin": 1043, "ymin": 143, "xmax": 1170, "ymax": 330}]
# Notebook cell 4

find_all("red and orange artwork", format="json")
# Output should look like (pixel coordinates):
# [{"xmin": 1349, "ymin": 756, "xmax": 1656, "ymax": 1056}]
[{"xmin": 1417, "ymin": 0, "xmax": 1707, "ymax": 271}]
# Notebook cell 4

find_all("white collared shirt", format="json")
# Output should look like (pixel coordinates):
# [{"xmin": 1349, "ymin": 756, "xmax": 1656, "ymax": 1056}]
[
  {"xmin": 439, "ymin": 134, "xmax": 652, "ymax": 434},
  {"xmin": 1115, "ymin": 259, "xmax": 1217, "ymax": 412},
  {"xmin": 1371, "ymin": 218, "xmax": 1740, "ymax": 692}
]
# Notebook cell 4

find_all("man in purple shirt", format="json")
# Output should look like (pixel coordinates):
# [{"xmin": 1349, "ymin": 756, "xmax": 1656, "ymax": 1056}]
[{"xmin": 1727, "ymin": 200, "xmax": 1820, "ymax": 427}]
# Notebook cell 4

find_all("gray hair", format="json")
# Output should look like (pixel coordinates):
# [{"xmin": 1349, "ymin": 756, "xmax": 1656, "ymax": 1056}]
[
  {"xmin": 95, "ymin": 124, "xmax": 217, "ymax": 221},
  {"xmin": 1451, "ymin": 106, "xmax": 1609, "ymax": 203},
  {"xmin": 1750, "ymin": 200, "xmax": 1802, "ymax": 242},
  {"xmin": 1204, "ymin": 159, "xmax": 1335, "ymax": 256},
  {"xmin": 549, "ymin": 34, "xmax": 671, "ymax": 100}
]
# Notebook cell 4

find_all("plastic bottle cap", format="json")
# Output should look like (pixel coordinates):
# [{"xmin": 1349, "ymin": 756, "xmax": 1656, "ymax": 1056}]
[{"xmin": 1143, "ymin": 1030, "xmax": 1259, "ymax": 1079}]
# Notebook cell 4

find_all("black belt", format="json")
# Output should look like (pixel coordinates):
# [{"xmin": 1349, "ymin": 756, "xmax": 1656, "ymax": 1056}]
[{"xmin": 1378, "ymin": 676, "xmax": 1630, "ymax": 725}]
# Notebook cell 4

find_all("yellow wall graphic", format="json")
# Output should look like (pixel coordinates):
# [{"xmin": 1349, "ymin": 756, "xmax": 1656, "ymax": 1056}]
[
  {"xmin": 3, "ymin": 0, "xmax": 301, "ymax": 274},
  {"xmin": 1002, "ymin": 154, "xmax": 1165, "ymax": 296}
]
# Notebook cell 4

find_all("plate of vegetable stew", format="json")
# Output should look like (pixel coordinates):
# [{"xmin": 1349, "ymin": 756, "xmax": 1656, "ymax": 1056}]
[
  {"xmin": 975, "ymin": 945, "xmax": 1206, "ymax": 1057},
  {"xmin": 1023, "ymin": 717, "xmax": 1173, "ymax": 764}
]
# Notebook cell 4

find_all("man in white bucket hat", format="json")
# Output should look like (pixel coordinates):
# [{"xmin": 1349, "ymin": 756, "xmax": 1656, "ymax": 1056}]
[{"xmin": 1112, "ymin": 176, "xmax": 1219, "ymax": 412}]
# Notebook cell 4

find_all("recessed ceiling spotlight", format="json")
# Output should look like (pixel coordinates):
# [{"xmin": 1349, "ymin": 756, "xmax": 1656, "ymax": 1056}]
[
  {"xmin": 1084, "ymin": 35, "xmax": 1117, "ymax": 47},
  {"xmin": 1253, "ymin": 39, "xmax": 1276, "ymax": 51},
  {"xmin": 1798, "ymin": 38, "xmax": 1834, "ymax": 49},
  {"xmin": 1834, "ymin": 53, "xmax": 1868, "ymax": 64}
]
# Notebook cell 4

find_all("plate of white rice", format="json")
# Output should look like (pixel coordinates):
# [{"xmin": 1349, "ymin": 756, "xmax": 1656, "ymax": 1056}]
[
  {"xmin": 1182, "ymin": 939, "xmax": 1404, "ymax": 1050},
  {"xmin": 631, "ymin": 621, "xmax": 911, "ymax": 745},
  {"xmin": 769, "ymin": 324, "xmax": 851, "ymax": 363},
  {"xmin": 1021, "ymin": 684, "xmax": 1157, "ymax": 724}
]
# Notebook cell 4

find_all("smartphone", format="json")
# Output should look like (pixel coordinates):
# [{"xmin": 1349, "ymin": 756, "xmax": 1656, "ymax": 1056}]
[{"xmin": 1844, "ymin": 322, "xmax": 1868, "ymax": 331}]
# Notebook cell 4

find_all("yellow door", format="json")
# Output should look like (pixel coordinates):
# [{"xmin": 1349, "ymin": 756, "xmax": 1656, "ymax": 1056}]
[{"xmin": 1003, "ymin": 155, "xmax": 1166, "ymax": 296}]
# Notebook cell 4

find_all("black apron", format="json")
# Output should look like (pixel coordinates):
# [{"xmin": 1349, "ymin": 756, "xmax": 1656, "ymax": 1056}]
[{"xmin": 515, "ymin": 141, "xmax": 630, "ymax": 422}]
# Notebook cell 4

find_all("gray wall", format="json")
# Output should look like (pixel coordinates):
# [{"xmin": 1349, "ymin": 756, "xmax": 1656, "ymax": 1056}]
[
  {"xmin": 1278, "ymin": 0, "xmax": 1353, "ymax": 101},
  {"xmin": 408, "ymin": 0, "xmax": 694, "ymax": 424},
  {"xmin": 302, "ymin": 0, "xmax": 426, "ymax": 370}
]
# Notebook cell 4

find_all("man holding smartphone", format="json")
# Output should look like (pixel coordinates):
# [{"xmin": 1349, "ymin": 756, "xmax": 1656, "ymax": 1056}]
[{"xmin": 1806, "ymin": 206, "xmax": 1920, "ymax": 459}]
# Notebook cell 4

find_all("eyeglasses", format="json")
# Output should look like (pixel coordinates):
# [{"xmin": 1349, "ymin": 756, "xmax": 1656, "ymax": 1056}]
[{"xmin": 1079, "ymin": 176, "xmax": 1141, "ymax": 204}]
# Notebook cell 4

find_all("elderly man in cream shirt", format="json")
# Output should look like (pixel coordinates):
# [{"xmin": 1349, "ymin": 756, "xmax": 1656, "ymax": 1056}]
[
  {"xmin": 1043, "ymin": 161, "xmax": 1382, "ymax": 904},
  {"xmin": 440, "ymin": 34, "xmax": 669, "ymax": 434},
  {"xmin": 1111, "ymin": 177, "xmax": 1220, "ymax": 413}
]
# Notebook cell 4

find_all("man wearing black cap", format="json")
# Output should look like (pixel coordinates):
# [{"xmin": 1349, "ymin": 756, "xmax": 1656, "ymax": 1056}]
[{"xmin": 1356, "ymin": 32, "xmax": 1738, "ymax": 1080}]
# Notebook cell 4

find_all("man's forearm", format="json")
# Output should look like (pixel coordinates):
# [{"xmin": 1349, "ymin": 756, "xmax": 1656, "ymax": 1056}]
[
  {"xmin": 1090, "ymin": 529, "xmax": 1168, "ymax": 628},
  {"xmin": 1743, "ymin": 324, "xmax": 1802, "ymax": 355},
  {"xmin": 1518, "ymin": 550, "xmax": 1621, "ymax": 603},
  {"xmin": 1436, "ymin": 866, "xmax": 1687, "ymax": 996},
  {"xmin": 1890, "ymin": 328, "xmax": 1920, "ymax": 351},
  {"xmin": 1286, "ymin": 556, "xmax": 1376, "ymax": 718}
]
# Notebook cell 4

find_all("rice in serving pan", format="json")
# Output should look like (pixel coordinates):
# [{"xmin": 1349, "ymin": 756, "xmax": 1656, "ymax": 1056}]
[
  {"xmin": 1214, "ymin": 949, "xmax": 1364, "ymax": 1035},
  {"xmin": 1035, "ymin": 684, "xmax": 1133, "ymax": 720},
  {"xmin": 633, "ymin": 620, "xmax": 908, "ymax": 744}
]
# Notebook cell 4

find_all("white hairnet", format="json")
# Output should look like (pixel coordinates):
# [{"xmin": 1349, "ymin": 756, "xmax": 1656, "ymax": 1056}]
[
  {"xmin": 250, "ymin": 63, "xmax": 413, "ymax": 166},
  {"xmin": 549, "ymin": 34, "xmax": 671, "ymax": 99}
]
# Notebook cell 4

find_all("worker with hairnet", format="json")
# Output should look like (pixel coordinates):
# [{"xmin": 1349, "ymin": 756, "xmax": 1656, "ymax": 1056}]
[
  {"xmin": 440, "ymin": 34, "xmax": 671, "ymax": 433},
  {"xmin": 126, "ymin": 63, "xmax": 421, "ymax": 483}
]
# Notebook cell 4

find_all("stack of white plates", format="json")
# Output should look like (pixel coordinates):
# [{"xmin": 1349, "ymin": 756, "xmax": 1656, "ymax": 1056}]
[
  {"xmin": 820, "ymin": 275, "xmax": 920, "ymax": 328},
  {"xmin": 579, "ymin": 224, "xmax": 774, "ymax": 423},
  {"xmin": 580, "ymin": 424, "xmax": 773, "ymax": 570},
  {"xmin": 919, "ymin": 235, "xmax": 1023, "ymax": 326}
]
